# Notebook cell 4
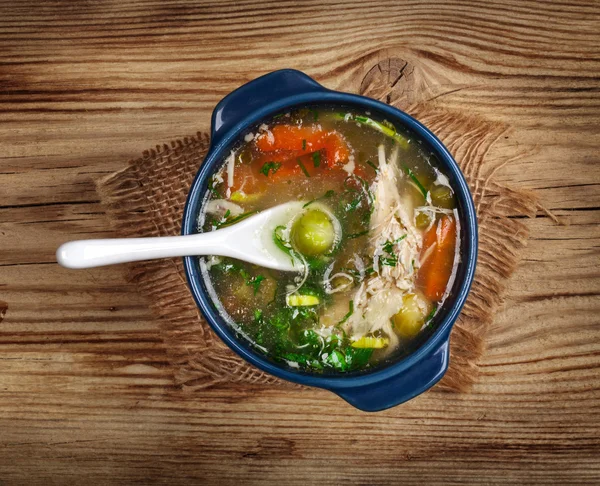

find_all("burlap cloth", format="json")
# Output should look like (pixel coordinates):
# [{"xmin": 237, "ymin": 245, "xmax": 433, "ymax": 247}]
[{"xmin": 96, "ymin": 80, "xmax": 538, "ymax": 393}]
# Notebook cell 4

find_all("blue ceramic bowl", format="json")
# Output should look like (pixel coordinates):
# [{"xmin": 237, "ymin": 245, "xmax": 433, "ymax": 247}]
[{"xmin": 182, "ymin": 69, "xmax": 477, "ymax": 412}]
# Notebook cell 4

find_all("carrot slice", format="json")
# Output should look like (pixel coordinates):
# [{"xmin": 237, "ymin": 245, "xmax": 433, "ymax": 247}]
[
  {"xmin": 321, "ymin": 132, "xmax": 350, "ymax": 166},
  {"xmin": 257, "ymin": 150, "xmax": 331, "ymax": 181},
  {"xmin": 256, "ymin": 126, "xmax": 317, "ymax": 152},
  {"xmin": 255, "ymin": 125, "xmax": 350, "ymax": 167},
  {"xmin": 417, "ymin": 216, "xmax": 457, "ymax": 301}
]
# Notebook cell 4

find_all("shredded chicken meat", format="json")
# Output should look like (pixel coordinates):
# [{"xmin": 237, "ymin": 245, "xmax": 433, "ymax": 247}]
[{"xmin": 343, "ymin": 144, "xmax": 423, "ymax": 349}]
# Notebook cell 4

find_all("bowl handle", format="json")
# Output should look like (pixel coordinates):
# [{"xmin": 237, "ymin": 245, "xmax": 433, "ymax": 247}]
[
  {"xmin": 210, "ymin": 69, "xmax": 326, "ymax": 146},
  {"xmin": 331, "ymin": 338, "xmax": 450, "ymax": 412}
]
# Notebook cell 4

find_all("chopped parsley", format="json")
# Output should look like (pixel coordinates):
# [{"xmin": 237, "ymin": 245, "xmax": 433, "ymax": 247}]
[
  {"xmin": 347, "ymin": 196, "xmax": 361, "ymax": 212},
  {"xmin": 238, "ymin": 269, "xmax": 266, "ymax": 295},
  {"xmin": 366, "ymin": 160, "xmax": 378, "ymax": 172},
  {"xmin": 208, "ymin": 177, "xmax": 221, "ymax": 197},
  {"xmin": 302, "ymin": 139, "xmax": 306, "ymax": 151},
  {"xmin": 215, "ymin": 210, "xmax": 258, "ymax": 229},
  {"xmin": 296, "ymin": 158, "xmax": 310, "ymax": 177},
  {"xmin": 382, "ymin": 240, "xmax": 394, "ymax": 254},
  {"xmin": 403, "ymin": 165, "xmax": 428, "ymax": 198},
  {"xmin": 425, "ymin": 304, "xmax": 438, "ymax": 326},
  {"xmin": 312, "ymin": 151, "xmax": 321, "ymax": 168},
  {"xmin": 260, "ymin": 161, "xmax": 282, "ymax": 177},
  {"xmin": 382, "ymin": 235, "xmax": 407, "ymax": 254},
  {"xmin": 273, "ymin": 225, "xmax": 293, "ymax": 258},
  {"xmin": 247, "ymin": 275, "xmax": 265, "ymax": 295},
  {"xmin": 381, "ymin": 255, "xmax": 398, "ymax": 267},
  {"xmin": 337, "ymin": 300, "xmax": 354, "ymax": 326},
  {"xmin": 303, "ymin": 189, "xmax": 335, "ymax": 208}
]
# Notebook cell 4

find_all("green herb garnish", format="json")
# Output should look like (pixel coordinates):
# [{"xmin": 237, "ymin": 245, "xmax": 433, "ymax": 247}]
[
  {"xmin": 382, "ymin": 235, "xmax": 406, "ymax": 254},
  {"xmin": 403, "ymin": 165, "xmax": 428, "ymax": 198},
  {"xmin": 303, "ymin": 189, "xmax": 335, "ymax": 208},
  {"xmin": 345, "ymin": 347, "xmax": 373, "ymax": 369},
  {"xmin": 273, "ymin": 225, "xmax": 292, "ymax": 256},
  {"xmin": 381, "ymin": 255, "xmax": 398, "ymax": 267},
  {"xmin": 249, "ymin": 300, "xmax": 375, "ymax": 373},
  {"xmin": 337, "ymin": 112, "xmax": 409, "ymax": 149},
  {"xmin": 260, "ymin": 161, "xmax": 282, "ymax": 177},
  {"xmin": 310, "ymin": 109, "xmax": 318, "ymax": 121},
  {"xmin": 247, "ymin": 275, "xmax": 265, "ymax": 295},
  {"xmin": 337, "ymin": 300, "xmax": 354, "ymax": 326},
  {"xmin": 208, "ymin": 177, "xmax": 221, "ymax": 197},
  {"xmin": 302, "ymin": 139, "xmax": 307, "ymax": 151},
  {"xmin": 296, "ymin": 158, "xmax": 310, "ymax": 177},
  {"xmin": 425, "ymin": 304, "xmax": 438, "ymax": 326},
  {"xmin": 215, "ymin": 210, "xmax": 258, "ymax": 229},
  {"xmin": 366, "ymin": 160, "xmax": 378, "ymax": 172},
  {"xmin": 312, "ymin": 151, "xmax": 321, "ymax": 168},
  {"xmin": 382, "ymin": 240, "xmax": 394, "ymax": 255},
  {"xmin": 347, "ymin": 196, "xmax": 361, "ymax": 212},
  {"xmin": 219, "ymin": 262, "xmax": 266, "ymax": 296}
]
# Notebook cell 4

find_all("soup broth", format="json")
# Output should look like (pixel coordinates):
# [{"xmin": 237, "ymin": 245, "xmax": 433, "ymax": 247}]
[{"xmin": 199, "ymin": 107, "xmax": 460, "ymax": 373}]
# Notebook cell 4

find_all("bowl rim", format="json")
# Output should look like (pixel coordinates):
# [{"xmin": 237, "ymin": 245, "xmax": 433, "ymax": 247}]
[{"xmin": 181, "ymin": 90, "xmax": 478, "ymax": 390}]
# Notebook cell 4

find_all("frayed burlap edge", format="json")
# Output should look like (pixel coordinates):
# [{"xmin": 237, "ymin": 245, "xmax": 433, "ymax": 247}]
[
  {"xmin": 406, "ymin": 105, "xmax": 538, "ymax": 390},
  {"xmin": 96, "ymin": 107, "xmax": 537, "ymax": 393}
]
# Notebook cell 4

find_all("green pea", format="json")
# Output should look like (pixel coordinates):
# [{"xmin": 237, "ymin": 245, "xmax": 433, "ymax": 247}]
[
  {"xmin": 430, "ymin": 185, "xmax": 455, "ymax": 209},
  {"xmin": 292, "ymin": 209, "xmax": 335, "ymax": 256}
]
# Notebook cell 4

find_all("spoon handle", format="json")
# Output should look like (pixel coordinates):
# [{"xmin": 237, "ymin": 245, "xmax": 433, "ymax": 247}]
[{"xmin": 56, "ymin": 232, "xmax": 233, "ymax": 269}]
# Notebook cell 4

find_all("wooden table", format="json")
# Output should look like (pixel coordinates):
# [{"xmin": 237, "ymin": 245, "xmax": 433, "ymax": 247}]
[{"xmin": 1, "ymin": 1, "xmax": 599, "ymax": 483}]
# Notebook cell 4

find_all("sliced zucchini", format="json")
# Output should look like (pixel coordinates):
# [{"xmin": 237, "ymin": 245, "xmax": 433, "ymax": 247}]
[
  {"xmin": 287, "ymin": 294, "xmax": 320, "ymax": 307},
  {"xmin": 351, "ymin": 336, "xmax": 389, "ymax": 349},
  {"xmin": 230, "ymin": 191, "xmax": 264, "ymax": 203}
]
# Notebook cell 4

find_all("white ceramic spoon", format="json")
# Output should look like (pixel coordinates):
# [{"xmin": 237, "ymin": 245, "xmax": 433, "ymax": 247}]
[{"xmin": 56, "ymin": 201, "xmax": 308, "ymax": 272}]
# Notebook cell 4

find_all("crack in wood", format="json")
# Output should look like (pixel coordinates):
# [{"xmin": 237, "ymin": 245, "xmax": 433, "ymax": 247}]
[{"xmin": 0, "ymin": 200, "xmax": 100, "ymax": 210}]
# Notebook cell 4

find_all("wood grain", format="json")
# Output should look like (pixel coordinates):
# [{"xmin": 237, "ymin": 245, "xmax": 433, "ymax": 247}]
[{"xmin": 0, "ymin": 0, "xmax": 599, "ymax": 484}]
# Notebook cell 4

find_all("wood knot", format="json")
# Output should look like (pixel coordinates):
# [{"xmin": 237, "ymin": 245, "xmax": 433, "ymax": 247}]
[{"xmin": 360, "ymin": 57, "xmax": 418, "ymax": 110}]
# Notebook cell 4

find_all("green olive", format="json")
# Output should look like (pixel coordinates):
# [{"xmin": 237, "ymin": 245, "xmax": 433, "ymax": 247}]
[
  {"xmin": 391, "ymin": 294, "xmax": 429, "ymax": 339},
  {"xmin": 430, "ymin": 185, "xmax": 455, "ymax": 209},
  {"xmin": 292, "ymin": 209, "xmax": 335, "ymax": 256},
  {"xmin": 415, "ymin": 211, "xmax": 432, "ymax": 229}
]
